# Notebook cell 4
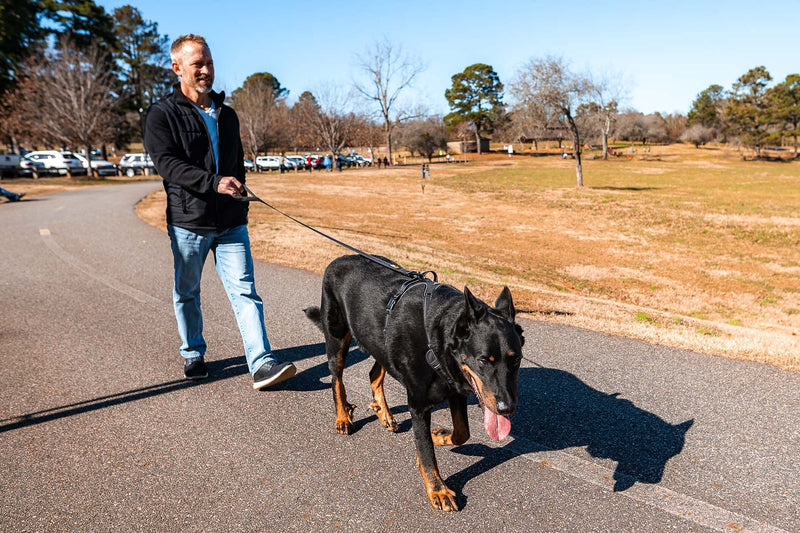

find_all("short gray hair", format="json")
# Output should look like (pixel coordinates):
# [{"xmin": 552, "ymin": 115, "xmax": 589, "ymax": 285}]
[{"xmin": 170, "ymin": 34, "xmax": 209, "ymax": 63}]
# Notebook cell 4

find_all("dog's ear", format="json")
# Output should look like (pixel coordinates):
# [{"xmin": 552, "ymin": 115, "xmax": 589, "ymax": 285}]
[
  {"xmin": 464, "ymin": 286, "xmax": 486, "ymax": 322},
  {"xmin": 515, "ymin": 323, "xmax": 525, "ymax": 347},
  {"xmin": 494, "ymin": 286, "xmax": 516, "ymax": 322}
]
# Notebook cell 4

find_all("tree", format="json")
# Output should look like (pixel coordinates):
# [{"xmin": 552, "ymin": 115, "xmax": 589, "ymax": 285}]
[
  {"xmin": 681, "ymin": 124, "xmax": 715, "ymax": 148},
  {"xmin": 510, "ymin": 56, "xmax": 593, "ymax": 186},
  {"xmin": 112, "ymin": 5, "xmax": 170, "ymax": 138},
  {"xmin": 0, "ymin": 0, "xmax": 42, "ymax": 98},
  {"xmin": 301, "ymin": 84, "xmax": 355, "ymax": 157},
  {"xmin": 13, "ymin": 39, "xmax": 120, "ymax": 176},
  {"xmin": 724, "ymin": 66, "xmax": 773, "ymax": 158},
  {"xmin": 445, "ymin": 63, "xmax": 505, "ymax": 155},
  {"xmin": 769, "ymin": 73, "xmax": 800, "ymax": 156},
  {"xmin": 353, "ymin": 38, "xmax": 425, "ymax": 165},
  {"xmin": 587, "ymin": 70, "xmax": 626, "ymax": 159},
  {"xmin": 40, "ymin": 0, "xmax": 116, "ymax": 52},
  {"xmin": 399, "ymin": 117, "xmax": 448, "ymax": 161},
  {"xmin": 229, "ymin": 72, "xmax": 287, "ymax": 161},
  {"xmin": 687, "ymin": 84, "xmax": 725, "ymax": 139}
]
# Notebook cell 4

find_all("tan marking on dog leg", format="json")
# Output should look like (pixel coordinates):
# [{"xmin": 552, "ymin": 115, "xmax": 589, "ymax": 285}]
[
  {"xmin": 368, "ymin": 363, "xmax": 398, "ymax": 432},
  {"xmin": 416, "ymin": 453, "xmax": 458, "ymax": 512},
  {"xmin": 431, "ymin": 404, "xmax": 470, "ymax": 446},
  {"xmin": 333, "ymin": 332, "xmax": 355, "ymax": 434}
]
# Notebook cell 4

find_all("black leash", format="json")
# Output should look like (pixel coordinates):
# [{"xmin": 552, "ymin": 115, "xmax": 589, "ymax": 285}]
[
  {"xmin": 237, "ymin": 183, "xmax": 460, "ymax": 389},
  {"xmin": 235, "ymin": 184, "xmax": 435, "ymax": 281}
]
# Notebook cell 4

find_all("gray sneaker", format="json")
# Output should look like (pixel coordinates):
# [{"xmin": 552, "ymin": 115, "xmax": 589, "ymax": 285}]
[{"xmin": 252, "ymin": 361, "xmax": 296, "ymax": 390}]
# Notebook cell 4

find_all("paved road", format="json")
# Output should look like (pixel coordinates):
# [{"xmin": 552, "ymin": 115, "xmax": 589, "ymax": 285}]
[{"xmin": 1, "ymin": 182, "xmax": 797, "ymax": 532}]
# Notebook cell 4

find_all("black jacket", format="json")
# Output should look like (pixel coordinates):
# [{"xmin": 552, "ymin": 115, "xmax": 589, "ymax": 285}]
[{"xmin": 144, "ymin": 83, "xmax": 247, "ymax": 231}]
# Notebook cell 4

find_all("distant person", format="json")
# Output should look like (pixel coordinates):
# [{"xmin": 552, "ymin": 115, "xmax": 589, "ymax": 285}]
[
  {"xmin": 323, "ymin": 155, "xmax": 331, "ymax": 172},
  {"xmin": 336, "ymin": 155, "xmax": 342, "ymax": 172},
  {"xmin": 0, "ymin": 186, "xmax": 25, "ymax": 202},
  {"xmin": 383, "ymin": 156, "xmax": 389, "ymax": 167},
  {"xmin": 375, "ymin": 157, "xmax": 381, "ymax": 169},
  {"xmin": 144, "ymin": 34, "xmax": 296, "ymax": 389}
]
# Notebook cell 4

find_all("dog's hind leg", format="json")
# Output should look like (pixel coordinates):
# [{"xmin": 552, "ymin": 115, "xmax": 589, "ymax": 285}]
[
  {"xmin": 368, "ymin": 362, "xmax": 399, "ymax": 432},
  {"xmin": 328, "ymin": 331, "xmax": 356, "ymax": 435},
  {"xmin": 431, "ymin": 395, "xmax": 470, "ymax": 446}
]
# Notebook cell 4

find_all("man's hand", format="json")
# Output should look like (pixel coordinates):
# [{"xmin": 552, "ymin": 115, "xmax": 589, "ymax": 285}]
[{"xmin": 217, "ymin": 176, "xmax": 244, "ymax": 197}]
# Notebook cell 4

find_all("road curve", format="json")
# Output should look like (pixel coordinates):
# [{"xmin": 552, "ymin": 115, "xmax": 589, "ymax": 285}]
[{"xmin": 0, "ymin": 182, "xmax": 797, "ymax": 532}]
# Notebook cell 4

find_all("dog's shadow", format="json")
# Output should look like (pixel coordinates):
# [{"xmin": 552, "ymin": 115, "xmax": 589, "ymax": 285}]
[{"xmin": 445, "ymin": 365, "xmax": 694, "ymax": 505}]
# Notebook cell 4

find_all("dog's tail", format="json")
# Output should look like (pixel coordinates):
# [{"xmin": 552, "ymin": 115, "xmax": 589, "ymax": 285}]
[{"xmin": 303, "ymin": 306, "xmax": 323, "ymax": 330}]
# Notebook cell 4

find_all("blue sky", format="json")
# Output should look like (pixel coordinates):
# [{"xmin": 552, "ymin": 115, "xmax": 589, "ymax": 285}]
[{"xmin": 97, "ymin": 0, "xmax": 800, "ymax": 117}]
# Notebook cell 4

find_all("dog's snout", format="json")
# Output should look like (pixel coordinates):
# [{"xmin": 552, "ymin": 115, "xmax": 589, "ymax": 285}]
[{"xmin": 496, "ymin": 400, "xmax": 515, "ymax": 415}]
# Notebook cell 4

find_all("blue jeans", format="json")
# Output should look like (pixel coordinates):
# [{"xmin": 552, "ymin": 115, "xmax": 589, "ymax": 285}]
[{"xmin": 167, "ymin": 224, "xmax": 275, "ymax": 374}]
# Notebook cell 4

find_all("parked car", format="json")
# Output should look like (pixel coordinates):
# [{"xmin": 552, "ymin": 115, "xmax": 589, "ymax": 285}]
[
  {"xmin": 75, "ymin": 154, "xmax": 118, "ymax": 177},
  {"xmin": 351, "ymin": 154, "xmax": 372, "ymax": 167},
  {"xmin": 243, "ymin": 158, "xmax": 255, "ymax": 172},
  {"xmin": 0, "ymin": 153, "xmax": 21, "ymax": 177},
  {"xmin": 285, "ymin": 155, "xmax": 307, "ymax": 170},
  {"xmin": 18, "ymin": 155, "xmax": 45, "ymax": 177},
  {"xmin": 24, "ymin": 150, "xmax": 86, "ymax": 176},
  {"xmin": 119, "ymin": 153, "xmax": 155, "ymax": 177},
  {"xmin": 255, "ymin": 155, "xmax": 282, "ymax": 171}
]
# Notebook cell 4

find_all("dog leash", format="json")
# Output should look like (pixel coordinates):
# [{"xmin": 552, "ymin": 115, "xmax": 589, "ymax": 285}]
[
  {"xmin": 235, "ymin": 183, "xmax": 436, "ymax": 281},
  {"xmin": 237, "ymin": 183, "xmax": 461, "ymax": 389}
]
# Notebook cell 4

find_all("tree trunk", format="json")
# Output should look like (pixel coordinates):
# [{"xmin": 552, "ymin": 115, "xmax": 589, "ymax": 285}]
[
  {"xmin": 566, "ymin": 113, "xmax": 584, "ymax": 187},
  {"xmin": 794, "ymin": 134, "xmax": 798, "ymax": 158},
  {"xmin": 475, "ymin": 129, "xmax": 482, "ymax": 155},
  {"xmin": 601, "ymin": 113, "xmax": 610, "ymax": 160}
]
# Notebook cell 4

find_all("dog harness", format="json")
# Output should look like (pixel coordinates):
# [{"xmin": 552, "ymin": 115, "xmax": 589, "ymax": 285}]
[{"xmin": 384, "ymin": 275, "xmax": 462, "ymax": 391}]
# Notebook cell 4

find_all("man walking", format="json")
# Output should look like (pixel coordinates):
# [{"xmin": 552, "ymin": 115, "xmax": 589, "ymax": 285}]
[{"xmin": 145, "ymin": 34, "xmax": 296, "ymax": 389}]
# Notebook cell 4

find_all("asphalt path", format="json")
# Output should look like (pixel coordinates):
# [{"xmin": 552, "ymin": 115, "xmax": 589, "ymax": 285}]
[{"xmin": 0, "ymin": 182, "xmax": 797, "ymax": 533}]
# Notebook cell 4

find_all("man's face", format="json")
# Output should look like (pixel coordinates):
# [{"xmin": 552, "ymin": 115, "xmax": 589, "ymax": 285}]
[{"xmin": 173, "ymin": 42, "xmax": 214, "ymax": 95}]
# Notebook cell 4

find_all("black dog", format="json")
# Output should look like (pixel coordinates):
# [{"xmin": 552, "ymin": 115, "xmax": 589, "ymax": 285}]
[{"xmin": 304, "ymin": 254, "xmax": 524, "ymax": 511}]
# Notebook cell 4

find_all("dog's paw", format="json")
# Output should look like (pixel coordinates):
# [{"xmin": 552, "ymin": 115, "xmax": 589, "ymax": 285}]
[
  {"xmin": 427, "ymin": 485, "xmax": 459, "ymax": 512},
  {"xmin": 335, "ymin": 419, "xmax": 354, "ymax": 435}
]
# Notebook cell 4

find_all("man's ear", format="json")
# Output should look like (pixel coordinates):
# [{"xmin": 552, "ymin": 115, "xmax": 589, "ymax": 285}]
[{"xmin": 494, "ymin": 286, "xmax": 516, "ymax": 322}]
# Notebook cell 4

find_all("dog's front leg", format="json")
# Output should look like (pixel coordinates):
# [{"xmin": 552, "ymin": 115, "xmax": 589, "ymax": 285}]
[
  {"xmin": 411, "ymin": 407, "xmax": 458, "ymax": 511},
  {"xmin": 432, "ymin": 395, "xmax": 470, "ymax": 446}
]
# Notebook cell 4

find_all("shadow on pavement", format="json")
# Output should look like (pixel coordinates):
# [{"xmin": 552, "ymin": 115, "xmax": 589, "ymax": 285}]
[
  {"xmin": 0, "ymin": 342, "xmax": 327, "ymax": 433},
  {"xmin": 445, "ymin": 365, "xmax": 694, "ymax": 507}
]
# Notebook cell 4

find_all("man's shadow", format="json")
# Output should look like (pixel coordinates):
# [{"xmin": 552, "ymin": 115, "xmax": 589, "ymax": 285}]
[
  {"xmin": 445, "ymin": 365, "xmax": 693, "ymax": 504},
  {"xmin": 0, "ymin": 342, "xmax": 329, "ymax": 433}
]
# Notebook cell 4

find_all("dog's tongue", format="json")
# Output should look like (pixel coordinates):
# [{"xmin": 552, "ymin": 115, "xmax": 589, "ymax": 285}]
[{"xmin": 483, "ymin": 405, "xmax": 511, "ymax": 441}]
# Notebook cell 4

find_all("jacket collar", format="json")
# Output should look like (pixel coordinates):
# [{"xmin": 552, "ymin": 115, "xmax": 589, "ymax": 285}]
[{"xmin": 171, "ymin": 82, "xmax": 226, "ymax": 108}]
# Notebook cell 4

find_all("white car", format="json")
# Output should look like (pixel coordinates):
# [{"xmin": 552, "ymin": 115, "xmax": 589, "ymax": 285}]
[
  {"xmin": 243, "ymin": 158, "xmax": 255, "ymax": 172},
  {"xmin": 119, "ymin": 153, "xmax": 155, "ymax": 177},
  {"xmin": 24, "ymin": 150, "xmax": 86, "ymax": 176},
  {"xmin": 75, "ymin": 154, "xmax": 118, "ymax": 177},
  {"xmin": 255, "ymin": 155, "xmax": 282, "ymax": 171}
]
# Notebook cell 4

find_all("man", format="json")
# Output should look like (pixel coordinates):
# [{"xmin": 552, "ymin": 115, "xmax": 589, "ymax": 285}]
[{"xmin": 144, "ymin": 34, "xmax": 296, "ymax": 389}]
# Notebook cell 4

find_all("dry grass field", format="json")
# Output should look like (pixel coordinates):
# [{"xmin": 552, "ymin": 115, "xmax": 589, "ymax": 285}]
[{"xmin": 8, "ymin": 144, "xmax": 798, "ymax": 371}]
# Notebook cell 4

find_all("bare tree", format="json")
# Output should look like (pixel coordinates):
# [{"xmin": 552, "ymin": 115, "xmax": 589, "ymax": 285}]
[
  {"xmin": 302, "ymin": 84, "xmax": 355, "ymax": 156},
  {"xmin": 510, "ymin": 56, "xmax": 594, "ymax": 186},
  {"xmin": 588, "ymin": 70, "xmax": 627, "ymax": 159},
  {"xmin": 230, "ymin": 82, "xmax": 280, "ymax": 161},
  {"xmin": 14, "ymin": 39, "xmax": 119, "ymax": 177},
  {"xmin": 353, "ymin": 38, "xmax": 425, "ymax": 165}
]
